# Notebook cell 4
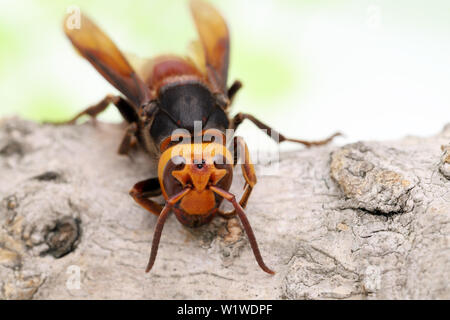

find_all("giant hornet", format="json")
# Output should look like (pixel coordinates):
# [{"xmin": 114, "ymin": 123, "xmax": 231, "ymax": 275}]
[{"xmin": 61, "ymin": 0, "xmax": 340, "ymax": 274}]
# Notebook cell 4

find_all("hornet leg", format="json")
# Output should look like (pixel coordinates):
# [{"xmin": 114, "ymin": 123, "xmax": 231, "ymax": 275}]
[
  {"xmin": 230, "ymin": 112, "xmax": 342, "ymax": 147},
  {"xmin": 227, "ymin": 80, "xmax": 243, "ymax": 104},
  {"xmin": 117, "ymin": 122, "xmax": 138, "ymax": 155},
  {"xmin": 218, "ymin": 136, "xmax": 256, "ymax": 219},
  {"xmin": 129, "ymin": 178, "xmax": 163, "ymax": 216},
  {"xmin": 51, "ymin": 95, "xmax": 141, "ymax": 155},
  {"xmin": 52, "ymin": 94, "xmax": 139, "ymax": 125},
  {"xmin": 210, "ymin": 185, "xmax": 275, "ymax": 275}
]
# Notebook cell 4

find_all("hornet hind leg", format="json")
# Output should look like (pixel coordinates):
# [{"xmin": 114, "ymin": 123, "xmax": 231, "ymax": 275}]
[
  {"xmin": 50, "ymin": 94, "xmax": 141, "ymax": 155},
  {"xmin": 230, "ymin": 113, "xmax": 342, "ymax": 147},
  {"xmin": 56, "ymin": 94, "xmax": 138, "ymax": 125}
]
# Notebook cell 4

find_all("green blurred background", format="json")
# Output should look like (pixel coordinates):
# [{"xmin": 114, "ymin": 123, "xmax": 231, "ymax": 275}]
[{"xmin": 0, "ymin": 0, "xmax": 449, "ymax": 147}]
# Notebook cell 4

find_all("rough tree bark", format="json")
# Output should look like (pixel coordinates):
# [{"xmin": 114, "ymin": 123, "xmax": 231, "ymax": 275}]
[{"xmin": 0, "ymin": 118, "xmax": 448, "ymax": 299}]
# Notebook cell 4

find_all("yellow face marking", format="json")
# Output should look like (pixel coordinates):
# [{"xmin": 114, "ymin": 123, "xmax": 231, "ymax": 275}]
[
  {"xmin": 158, "ymin": 142, "xmax": 233, "ymax": 199},
  {"xmin": 172, "ymin": 163, "xmax": 226, "ymax": 192}
]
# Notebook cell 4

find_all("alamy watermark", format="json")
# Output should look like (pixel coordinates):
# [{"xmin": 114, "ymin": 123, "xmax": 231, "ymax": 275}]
[
  {"xmin": 66, "ymin": 5, "xmax": 81, "ymax": 30},
  {"xmin": 66, "ymin": 265, "xmax": 81, "ymax": 290},
  {"xmin": 366, "ymin": 4, "xmax": 382, "ymax": 30},
  {"xmin": 166, "ymin": 121, "xmax": 281, "ymax": 175},
  {"xmin": 363, "ymin": 265, "xmax": 381, "ymax": 292}
]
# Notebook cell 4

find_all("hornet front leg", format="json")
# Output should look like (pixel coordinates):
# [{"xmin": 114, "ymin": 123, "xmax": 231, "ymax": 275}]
[
  {"xmin": 218, "ymin": 136, "xmax": 256, "ymax": 219},
  {"xmin": 129, "ymin": 177, "xmax": 163, "ymax": 216}
]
